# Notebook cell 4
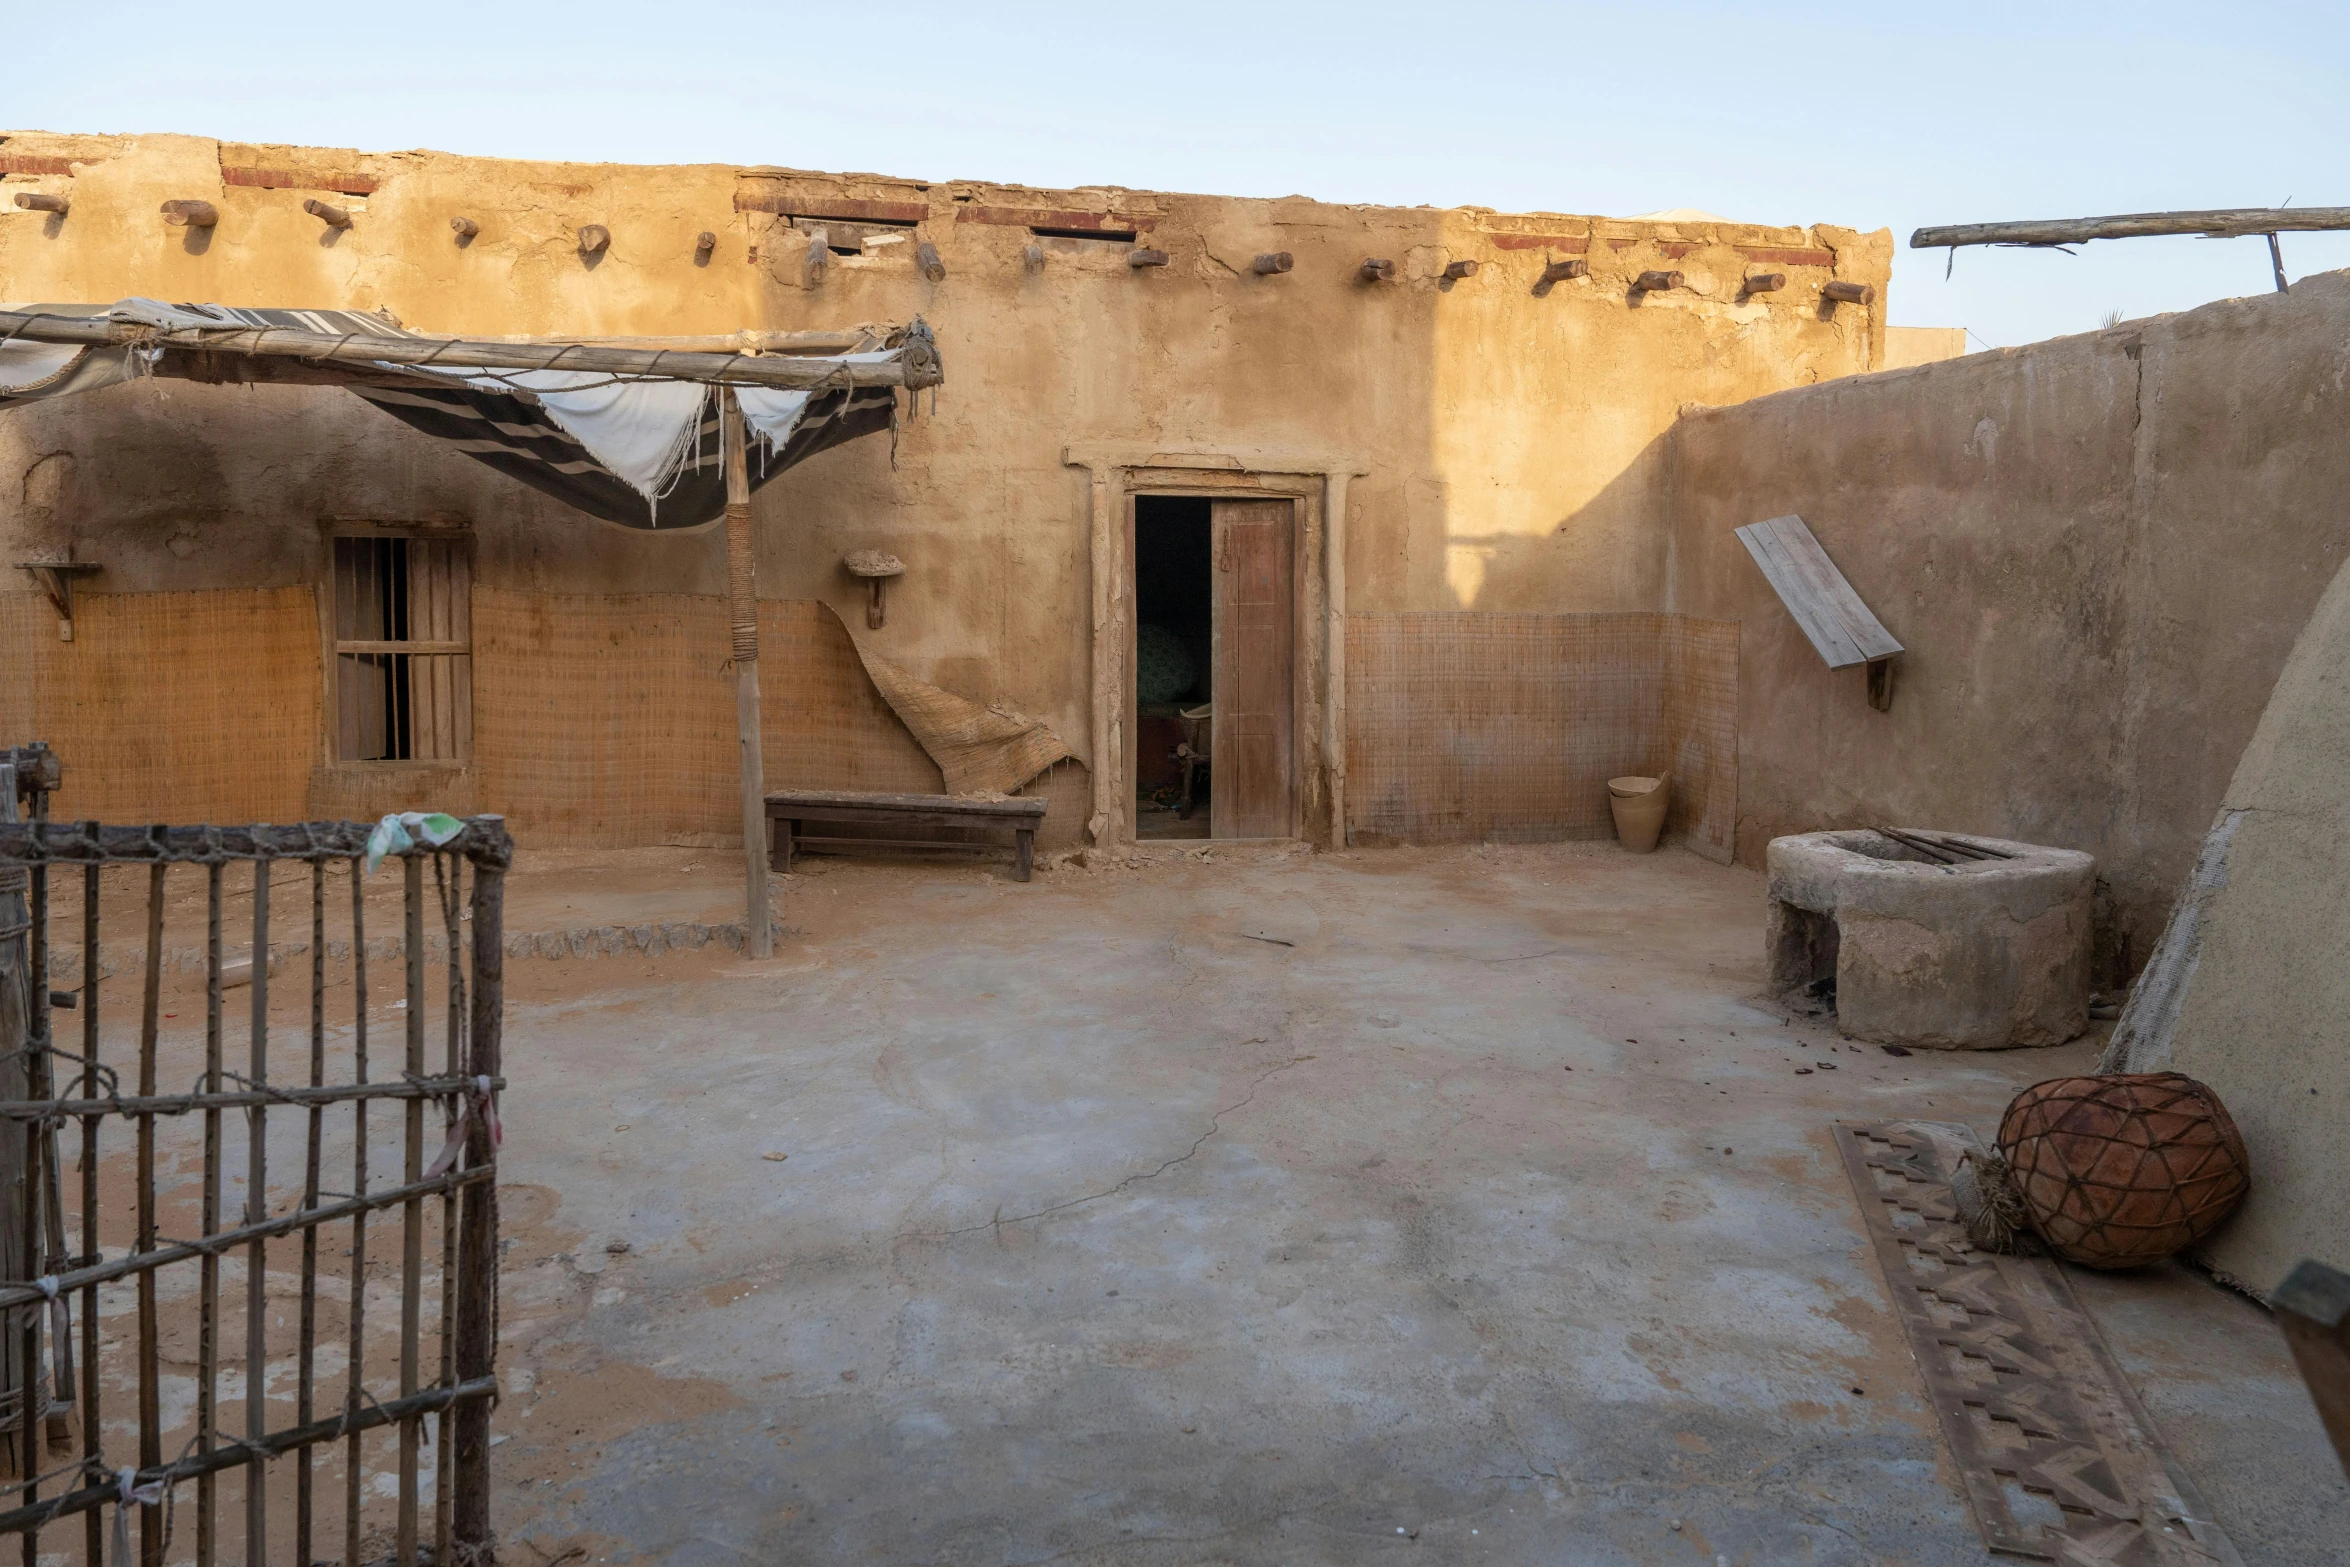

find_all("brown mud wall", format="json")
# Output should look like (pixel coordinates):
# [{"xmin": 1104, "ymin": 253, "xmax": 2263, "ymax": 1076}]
[
  {"xmin": 1667, "ymin": 270, "xmax": 2350, "ymax": 968},
  {"xmin": 1346, "ymin": 612, "xmax": 1736, "ymax": 858},
  {"xmin": 2, "ymin": 131, "xmax": 1884, "ymax": 848}
]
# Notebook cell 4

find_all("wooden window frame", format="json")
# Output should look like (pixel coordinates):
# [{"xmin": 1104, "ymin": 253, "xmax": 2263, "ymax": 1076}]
[{"xmin": 318, "ymin": 519, "xmax": 476, "ymax": 769}]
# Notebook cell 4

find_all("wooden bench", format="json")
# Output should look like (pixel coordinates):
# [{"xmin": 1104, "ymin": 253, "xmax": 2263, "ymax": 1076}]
[{"xmin": 765, "ymin": 789, "xmax": 1048, "ymax": 881}]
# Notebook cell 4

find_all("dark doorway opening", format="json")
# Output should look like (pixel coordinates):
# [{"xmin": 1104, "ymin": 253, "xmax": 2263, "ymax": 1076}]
[{"xmin": 1134, "ymin": 496, "xmax": 1213, "ymax": 839}]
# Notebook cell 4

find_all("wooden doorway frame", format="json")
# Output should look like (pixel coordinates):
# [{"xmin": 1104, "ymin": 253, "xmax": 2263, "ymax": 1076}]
[{"xmin": 1063, "ymin": 446, "xmax": 1365, "ymax": 849}]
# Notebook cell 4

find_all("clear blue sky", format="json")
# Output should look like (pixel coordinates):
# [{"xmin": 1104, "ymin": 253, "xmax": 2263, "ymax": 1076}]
[{"xmin": 12, "ymin": 1, "xmax": 2346, "ymax": 348}]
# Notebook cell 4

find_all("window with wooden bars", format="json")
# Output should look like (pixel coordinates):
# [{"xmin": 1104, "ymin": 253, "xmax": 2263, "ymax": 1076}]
[{"xmin": 330, "ymin": 533, "xmax": 473, "ymax": 761}]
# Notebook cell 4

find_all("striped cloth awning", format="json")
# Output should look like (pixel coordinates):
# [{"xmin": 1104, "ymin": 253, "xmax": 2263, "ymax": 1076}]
[{"xmin": 0, "ymin": 302, "xmax": 907, "ymax": 530}]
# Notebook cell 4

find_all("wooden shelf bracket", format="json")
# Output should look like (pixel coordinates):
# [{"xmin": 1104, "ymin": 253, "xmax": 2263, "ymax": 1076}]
[{"xmin": 16, "ymin": 558, "xmax": 101, "ymax": 642}]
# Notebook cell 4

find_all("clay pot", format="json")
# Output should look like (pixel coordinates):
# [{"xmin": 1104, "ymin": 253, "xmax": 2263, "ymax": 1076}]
[{"xmin": 1608, "ymin": 775, "xmax": 1669, "ymax": 853}]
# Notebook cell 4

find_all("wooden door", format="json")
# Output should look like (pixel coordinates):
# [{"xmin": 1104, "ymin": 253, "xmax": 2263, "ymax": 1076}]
[{"xmin": 1211, "ymin": 498, "xmax": 1296, "ymax": 838}]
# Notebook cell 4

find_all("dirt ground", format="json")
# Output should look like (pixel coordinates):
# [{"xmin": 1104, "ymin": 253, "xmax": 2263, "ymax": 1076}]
[
  {"xmin": 451, "ymin": 840, "xmax": 2346, "ymax": 1566},
  {"xmin": 41, "ymin": 838, "xmax": 2340, "ymax": 1565}
]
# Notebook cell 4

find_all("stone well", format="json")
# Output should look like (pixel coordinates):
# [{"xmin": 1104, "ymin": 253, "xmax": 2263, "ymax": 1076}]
[{"xmin": 1765, "ymin": 829, "xmax": 2093, "ymax": 1049}]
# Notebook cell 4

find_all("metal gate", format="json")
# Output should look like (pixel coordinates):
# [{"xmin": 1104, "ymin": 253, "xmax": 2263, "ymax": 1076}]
[{"xmin": 0, "ymin": 745, "xmax": 506, "ymax": 1566}]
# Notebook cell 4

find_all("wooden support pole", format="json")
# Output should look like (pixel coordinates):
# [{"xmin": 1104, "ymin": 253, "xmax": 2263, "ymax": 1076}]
[
  {"xmin": 2275, "ymin": 1259, "xmax": 2350, "ymax": 1480},
  {"xmin": 301, "ymin": 198, "xmax": 351, "ymax": 229},
  {"xmin": 1323, "ymin": 472, "xmax": 1354, "ymax": 850},
  {"xmin": 1358, "ymin": 257, "xmax": 1396, "ymax": 282},
  {"xmin": 1912, "ymin": 206, "xmax": 2350, "ymax": 249},
  {"xmin": 722, "ymin": 389, "xmax": 773, "ymax": 959},
  {"xmin": 1822, "ymin": 280, "xmax": 1875, "ymax": 305},
  {"xmin": 1252, "ymin": 252, "xmax": 1294, "ymax": 274},
  {"xmin": 915, "ymin": 240, "xmax": 947, "ymax": 281},
  {"xmin": 450, "ymin": 821, "xmax": 507, "ymax": 1556},
  {"xmin": 805, "ymin": 228, "xmax": 830, "ymax": 285},
  {"xmin": 0, "ymin": 310, "xmax": 938, "ymax": 391},
  {"xmin": 10, "ymin": 194, "xmax": 66, "ymax": 216},
  {"xmin": 160, "ymin": 200, "xmax": 216, "ymax": 228},
  {"xmin": 1082, "ymin": 462, "xmax": 1117, "ymax": 844}
]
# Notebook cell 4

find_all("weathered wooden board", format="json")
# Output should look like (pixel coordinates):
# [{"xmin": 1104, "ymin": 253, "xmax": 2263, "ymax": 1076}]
[
  {"xmin": 1736, "ymin": 514, "xmax": 1903, "ymax": 670},
  {"xmin": 1836, "ymin": 1120, "xmax": 2244, "ymax": 1565},
  {"xmin": 1212, "ymin": 499, "xmax": 1297, "ymax": 841}
]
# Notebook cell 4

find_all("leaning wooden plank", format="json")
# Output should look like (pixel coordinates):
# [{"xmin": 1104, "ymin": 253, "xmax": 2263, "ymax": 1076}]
[
  {"xmin": 1772, "ymin": 517, "xmax": 1905, "ymax": 663},
  {"xmin": 1737, "ymin": 517, "xmax": 1865, "ymax": 667},
  {"xmin": 1735, "ymin": 515, "xmax": 1903, "ymax": 669},
  {"xmin": 1756, "ymin": 517, "xmax": 1877, "ymax": 666}
]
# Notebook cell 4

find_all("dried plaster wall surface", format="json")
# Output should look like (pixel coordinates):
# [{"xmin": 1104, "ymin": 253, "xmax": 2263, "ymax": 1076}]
[
  {"xmin": 1666, "ymin": 270, "xmax": 2350, "ymax": 965},
  {"xmin": 2, "ymin": 131, "xmax": 1887, "ymax": 844}
]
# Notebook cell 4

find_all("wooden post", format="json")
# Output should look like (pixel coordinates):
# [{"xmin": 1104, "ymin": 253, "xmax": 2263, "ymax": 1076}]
[
  {"xmin": 0, "ymin": 767, "xmax": 26, "ymax": 1483},
  {"xmin": 1083, "ymin": 463, "xmax": 1117, "ymax": 845},
  {"xmin": 1823, "ymin": 280, "xmax": 1876, "ymax": 305},
  {"xmin": 2275, "ymin": 1258, "xmax": 2350, "ymax": 1480},
  {"xmin": 723, "ymin": 389, "xmax": 774, "ymax": 958},
  {"xmin": 450, "ymin": 819, "xmax": 508, "ymax": 1557},
  {"xmin": 1323, "ymin": 472, "xmax": 1353, "ymax": 850}
]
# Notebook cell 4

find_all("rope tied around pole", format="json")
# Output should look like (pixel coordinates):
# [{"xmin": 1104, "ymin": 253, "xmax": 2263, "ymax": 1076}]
[{"xmin": 725, "ymin": 500, "xmax": 759, "ymax": 665}]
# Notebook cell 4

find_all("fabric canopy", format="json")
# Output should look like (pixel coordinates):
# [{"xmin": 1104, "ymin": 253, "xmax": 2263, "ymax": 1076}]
[{"xmin": 0, "ymin": 300, "xmax": 913, "ymax": 529}]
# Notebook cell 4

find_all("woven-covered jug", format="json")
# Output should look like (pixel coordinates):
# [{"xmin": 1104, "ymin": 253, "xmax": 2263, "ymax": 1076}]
[{"xmin": 1996, "ymin": 1072, "xmax": 2249, "ymax": 1269}]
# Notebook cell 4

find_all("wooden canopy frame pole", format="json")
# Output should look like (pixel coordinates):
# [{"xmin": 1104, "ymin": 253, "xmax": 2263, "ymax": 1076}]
[{"xmin": 721, "ymin": 389, "xmax": 773, "ymax": 959}]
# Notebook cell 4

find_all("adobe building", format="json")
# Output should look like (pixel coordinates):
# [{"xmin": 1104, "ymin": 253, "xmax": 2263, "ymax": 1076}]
[{"xmin": 2, "ymin": 130, "xmax": 1895, "ymax": 863}]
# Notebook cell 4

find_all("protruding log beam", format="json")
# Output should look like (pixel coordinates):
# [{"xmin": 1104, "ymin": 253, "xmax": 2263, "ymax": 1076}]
[
  {"xmin": 695, "ymin": 230, "xmax": 717, "ymax": 258},
  {"xmin": 1539, "ymin": 259, "xmax": 1587, "ymax": 284},
  {"xmin": 915, "ymin": 240, "xmax": 946, "ymax": 281},
  {"xmin": 161, "ymin": 200, "xmax": 217, "ymax": 228},
  {"xmin": 1252, "ymin": 252, "xmax": 1294, "ymax": 275},
  {"xmin": 1633, "ymin": 269, "xmax": 1684, "ymax": 293},
  {"xmin": 1912, "ymin": 207, "xmax": 2350, "ymax": 250},
  {"xmin": 1443, "ymin": 259, "xmax": 1478, "ymax": 281},
  {"xmin": 805, "ymin": 227, "xmax": 830, "ymax": 284},
  {"xmin": 577, "ymin": 224, "xmax": 611, "ymax": 255},
  {"xmin": 448, "ymin": 216, "xmax": 478, "ymax": 241},
  {"xmin": 11, "ymin": 193, "xmax": 67, "ymax": 216},
  {"xmin": 1128, "ymin": 247, "xmax": 1170, "ymax": 268},
  {"xmin": 1741, "ymin": 271, "xmax": 1786, "ymax": 293},
  {"xmin": 1359, "ymin": 257, "xmax": 1396, "ymax": 282},
  {"xmin": 302, "ymin": 198, "xmax": 351, "ymax": 229},
  {"xmin": 1822, "ymin": 280, "xmax": 1875, "ymax": 305}
]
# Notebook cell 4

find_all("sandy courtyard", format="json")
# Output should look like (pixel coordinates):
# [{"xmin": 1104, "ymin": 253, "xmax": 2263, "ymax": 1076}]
[{"xmin": 459, "ymin": 841, "xmax": 2345, "ymax": 1565}]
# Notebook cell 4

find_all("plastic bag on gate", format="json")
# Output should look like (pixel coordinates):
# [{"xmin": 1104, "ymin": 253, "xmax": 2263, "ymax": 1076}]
[{"xmin": 365, "ymin": 810, "xmax": 466, "ymax": 875}]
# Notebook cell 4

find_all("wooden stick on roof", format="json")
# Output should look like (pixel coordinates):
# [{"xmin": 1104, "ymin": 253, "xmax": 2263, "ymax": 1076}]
[
  {"xmin": 0, "ymin": 310, "xmax": 942, "ymax": 391},
  {"xmin": 1912, "ymin": 207, "xmax": 2350, "ymax": 249}
]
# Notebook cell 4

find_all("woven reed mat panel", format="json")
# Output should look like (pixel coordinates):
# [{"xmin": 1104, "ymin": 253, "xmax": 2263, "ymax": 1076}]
[
  {"xmin": 1347, "ymin": 611, "xmax": 1739, "ymax": 847},
  {"xmin": 0, "ymin": 588, "xmax": 319, "ymax": 823},
  {"xmin": 1663, "ymin": 616, "xmax": 1740, "ymax": 862},
  {"xmin": 469, "ymin": 591, "xmax": 941, "ymax": 847},
  {"xmin": 760, "ymin": 601, "xmax": 942, "ymax": 796},
  {"xmin": 1835, "ymin": 1119, "xmax": 2244, "ymax": 1565},
  {"xmin": 470, "ymin": 588, "xmax": 735, "ymax": 845}
]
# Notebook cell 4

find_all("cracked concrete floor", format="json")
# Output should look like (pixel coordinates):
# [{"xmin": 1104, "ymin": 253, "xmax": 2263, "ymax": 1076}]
[{"xmin": 485, "ymin": 841, "xmax": 2347, "ymax": 1565}]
